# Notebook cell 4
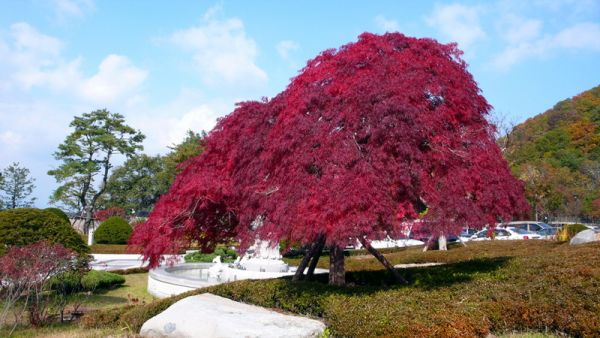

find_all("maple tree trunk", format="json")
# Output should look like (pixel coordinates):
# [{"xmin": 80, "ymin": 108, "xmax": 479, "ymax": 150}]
[
  {"xmin": 359, "ymin": 238, "xmax": 407, "ymax": 284},
  {"xmin": 306, "ymin": 236, "xmax": 326, "ymax": 280},
  {"xmin": 328, "ymin": 245, "xmax": 345, "ymax": 286}
]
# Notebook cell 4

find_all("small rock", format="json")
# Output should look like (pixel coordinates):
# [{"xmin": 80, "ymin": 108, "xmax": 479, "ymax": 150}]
[{"xmin": 140, "ymin": 293, "xmax": 325, "ymax": 338}]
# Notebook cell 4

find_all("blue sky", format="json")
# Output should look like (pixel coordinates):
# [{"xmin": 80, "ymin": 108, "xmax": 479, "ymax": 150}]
[{"xmin": 1, "ymin": 0, "xmax": 599, "ymax": 207}]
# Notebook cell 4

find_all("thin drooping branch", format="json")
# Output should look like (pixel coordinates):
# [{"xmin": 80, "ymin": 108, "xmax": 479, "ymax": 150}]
[{"xmin": 359, "ymin": 237, "xmax": 407, "ymax": 284}]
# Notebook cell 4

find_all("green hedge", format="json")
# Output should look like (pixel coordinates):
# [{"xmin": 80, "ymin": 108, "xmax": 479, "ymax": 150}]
[
  {"xmin": 184, "ymin": 247, "xmax": 238, "ymax": 263},
  {"xmin": 44, "ymin": 207, "xmax": 71, "ymax": 225},
  {"xmin": 94, "ymin": 216, "xmax": 132, "ymax": 244},
  {"xmin": 0, "ymin": 208, "xmax": 88, "ymax": 255},
  {"xmin": 81, "ymin": 270, "xmax": 125, "ymax": 291},
  {"xmin": 48, "ymin": 270, "xmax": 125, "ymax": 294}
]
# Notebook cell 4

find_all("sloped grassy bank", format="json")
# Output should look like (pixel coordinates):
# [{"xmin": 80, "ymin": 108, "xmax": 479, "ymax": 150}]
[{"xmin": 82, "ymin": 241, "xmax": 600, "ymax": 337}]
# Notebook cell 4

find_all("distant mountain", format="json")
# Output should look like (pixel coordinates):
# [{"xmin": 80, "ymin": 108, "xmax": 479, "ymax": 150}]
[{"xmin": 504, "ymin": 85, "xmax": 600, "ymax": 221}]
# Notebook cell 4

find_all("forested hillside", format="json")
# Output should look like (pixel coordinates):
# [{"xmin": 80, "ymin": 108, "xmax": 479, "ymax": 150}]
[{"xmin": 505, "ymin": 85, "xmax": 600, "ymax": 221}]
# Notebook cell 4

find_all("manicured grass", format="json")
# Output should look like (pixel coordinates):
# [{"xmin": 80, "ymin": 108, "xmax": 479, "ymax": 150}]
[{"xmin": 83, "ymin": 240, "xmax": 600, "ymax": 337}]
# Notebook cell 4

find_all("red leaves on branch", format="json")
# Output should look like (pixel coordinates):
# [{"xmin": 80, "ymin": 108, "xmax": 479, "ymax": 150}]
[
  {"xmin": 94, "ymin": 207, "xmax": 126, "ymax": 222},
  {"xmin": 0, "ymin": 241, "xmax": 79, "ymax": 326},
  {"xmin": 130, "ymin": 33, "xmax": 528, "ymax": 267}
]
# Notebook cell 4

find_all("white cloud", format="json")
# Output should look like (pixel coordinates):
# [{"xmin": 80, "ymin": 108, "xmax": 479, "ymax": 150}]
[
  {"xmin": 0, "ymin": 131, "xmax": 23, "ymax": 146},
  {"xmin": 499, "ymin": 15, "xmax": 543, "ymax": 45},
  {"xmin": 554, "ymin": 22, "xmax": 600, "ymax": 49},
  {"xmin": 491, "ymin": 22, "xmax": 600, "ymax": 71},
  {"xmin": 374, "ymin": 15, "xmax": 400, "ymax": 33},
  {"xmin": 80, "ymin": 54, "xmax": 147, "ymax": 103},
  {"xmin": 51, "ymin": 0, "xmax": 95, "ymax": 21},
  {"xmin": 169, "ymin": 7, "xmax": 267, "ymax": 87},
  {"xmin": 276, "ymin": 40, "xmax": 299, "ymax": 61},
  {"xmin": 0, "ymin": 22, "xmax": 147, "ymax": 103},
  {"xmin": 425, "ymin": 3, "xmax": 486, "ymax": 50}
]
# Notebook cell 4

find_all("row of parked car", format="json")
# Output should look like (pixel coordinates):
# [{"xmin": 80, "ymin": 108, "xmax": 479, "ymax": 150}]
[
  {"xmin": 458, "ymin": 221, "xmax": 598, "ymax": 242},
  {"xmin": 353, "ymin": 221, "xmax": 599, "ymax": 250}
]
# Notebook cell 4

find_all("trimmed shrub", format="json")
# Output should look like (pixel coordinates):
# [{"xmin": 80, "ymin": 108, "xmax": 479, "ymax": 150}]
[
  {"xmin": 44, "ymin": 207, "xmax": 71, "ymax": 225},
  {"xmin": 94, "ymin": 216, "xmax": 132, "ymax": 244},
  {"xmin": 81, "ymin": 270, "xmax": 125, "ymax": 291},
  {"xmin": 48, "ymin": 270, "xmax": 84, "ymax": 295},
  {"xmin": 184, "ymin": 246, "xmax": 238, "ymax": 263},
  {"xmin": 0, "ymin": 208, "xmax": 89, "ymax": 255},
  {"xmin": 556, "ymin": 223, "xmax": 588, "ymax": 241}
]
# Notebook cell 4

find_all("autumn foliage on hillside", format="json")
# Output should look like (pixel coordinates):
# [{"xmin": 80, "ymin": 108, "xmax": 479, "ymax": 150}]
[
  {"xmin": 505, "ymin": 85, "xmax": 600, "ymax": 219},
  {"xmin": 130, "ymin": 33, "xmax": 528, "ymax": 278}
]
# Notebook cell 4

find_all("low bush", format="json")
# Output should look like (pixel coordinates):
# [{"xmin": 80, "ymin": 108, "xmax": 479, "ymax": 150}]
[
  {"xmin": 48, "ymin": 271, "xmax": 84, "ymax": 295},
  {"xmin": 556, "ymin": 223, "xmax": 588, "ymax": 241},
  {"xmin": 184, "ymin": 247, "xmax": 238, "ymax": 263},
  {"xmin": 94, "ymin": 216, "xmax": 132, "ymax": 245},
  {"xmin": 80, "ymin": 270, "xmax": 125, "ymax": 291},
  {"xmin": 0, "ymin": 208, "xmax": 88, "ymax": 255}
]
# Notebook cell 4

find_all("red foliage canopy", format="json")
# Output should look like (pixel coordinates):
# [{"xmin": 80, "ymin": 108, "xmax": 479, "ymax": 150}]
[{"xmin": 131, "ymin": 33, "xmax": 528, "ymax": 267}]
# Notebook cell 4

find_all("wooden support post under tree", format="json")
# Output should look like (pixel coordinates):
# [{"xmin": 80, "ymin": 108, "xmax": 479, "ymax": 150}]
[
  {"xmin": 292, "ymin": 234, "xmax": 326, "ymax": 282},
  {"xmin": 358, "ymin": 237, "xmax": 408, "ymax": 284},
  {"xmin": 306, "ymin": 236, "xmax": 326, "ymax": 280}
]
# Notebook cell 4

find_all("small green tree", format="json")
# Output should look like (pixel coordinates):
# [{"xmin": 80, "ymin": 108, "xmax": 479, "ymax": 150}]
[
  {"xmin": 48, "ymin": 109, "xmax": 145, "ymax": 234},
  {"xmin": 0, "ymin": 162, "xmax": 36, "ymax": 209}
]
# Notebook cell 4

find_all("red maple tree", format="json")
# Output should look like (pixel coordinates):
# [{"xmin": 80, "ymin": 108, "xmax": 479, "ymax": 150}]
[{"xmin": 130, "ymin": 33, "xmax": 528, "ymax": 285}]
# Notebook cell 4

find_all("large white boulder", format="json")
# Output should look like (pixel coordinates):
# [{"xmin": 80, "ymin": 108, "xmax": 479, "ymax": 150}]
[
  {"xmin": 570, "ymin": 229, "xmax": 600, "ymax": 245},
  {"xmin": 140, "ymin": 293, "xmax": 326, "ymax": 338}
]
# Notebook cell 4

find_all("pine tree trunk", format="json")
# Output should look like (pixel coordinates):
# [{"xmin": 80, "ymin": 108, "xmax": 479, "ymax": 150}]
[
  {"xmin": 358, "ymin": 238, "xmax": 407, "ymax": 284},
  {"xmin": 328, "ymin": 245, "xmax": 345, "ymax": 286}
]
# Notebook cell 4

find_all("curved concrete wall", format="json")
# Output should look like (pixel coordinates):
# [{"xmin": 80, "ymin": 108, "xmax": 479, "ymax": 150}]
[{"xmin": 148, "ymin": 263, "xmax": 219, "ymax": 298}]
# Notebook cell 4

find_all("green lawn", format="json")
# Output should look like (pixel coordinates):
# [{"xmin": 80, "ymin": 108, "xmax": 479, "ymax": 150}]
[{"xmin": 82, "ymin": 272, "xmax": 154, "ymax": 309}]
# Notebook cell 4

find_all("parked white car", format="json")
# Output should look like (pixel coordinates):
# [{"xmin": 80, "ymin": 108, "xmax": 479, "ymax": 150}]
[
  {"xmin": 470, "ymin": 227, "xmax": 541, "ymax": 241},
  {"xmin": 360, "ymin": 237, "xmax": 425, "ymax": 249}
]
